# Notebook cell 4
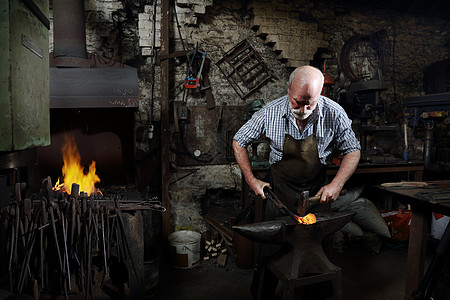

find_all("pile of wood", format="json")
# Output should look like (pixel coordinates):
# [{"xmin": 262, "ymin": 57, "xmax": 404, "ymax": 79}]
[
  {"xmin": 202, "ymin": 217, "xmax": 234, "ymax": 268},
  {"xmin": 202, "ymin": 236, "xmax": 228, "ymax": 267}
]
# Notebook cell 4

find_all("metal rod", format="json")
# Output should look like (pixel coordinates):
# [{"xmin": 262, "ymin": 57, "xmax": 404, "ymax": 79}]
[{"xmin": 264, "ymin": 188, "xmax": 299, "ymax": 222}]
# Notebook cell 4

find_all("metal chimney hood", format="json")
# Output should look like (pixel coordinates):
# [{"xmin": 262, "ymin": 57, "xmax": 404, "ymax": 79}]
[
  {"xmin": 50, "ymin": 0, "xmax": 139, "ymax": 109},
  {"xmin": 50, "ymin": 67, "xmax": 139, "ymax": 108}
]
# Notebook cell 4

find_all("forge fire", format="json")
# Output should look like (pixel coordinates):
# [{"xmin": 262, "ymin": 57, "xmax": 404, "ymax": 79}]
[{"xmin": 53, "ymin": 135, "xmax": 101, "ymax": 196}]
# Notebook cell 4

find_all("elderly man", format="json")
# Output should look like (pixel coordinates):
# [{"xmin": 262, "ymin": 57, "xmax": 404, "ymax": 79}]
[
  {"xmin": 234, "ymin": 65, "xmax": 360, "ymax": 216},
  {"xmin": 233, "ymin": 65, "xmax": 361, "ymax": 299}
]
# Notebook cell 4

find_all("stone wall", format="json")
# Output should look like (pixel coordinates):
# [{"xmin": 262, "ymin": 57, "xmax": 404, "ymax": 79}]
[
  {"xmin": 49, "ymin": 0, "xmax": 449, "ymax": 233},
  {"xmin": 249, "ymin": 0, "xmax": 326, "ymax": 68},
  {"xmin": 135, "ymin": 0, "xmax": 290, "ymax": 233}
]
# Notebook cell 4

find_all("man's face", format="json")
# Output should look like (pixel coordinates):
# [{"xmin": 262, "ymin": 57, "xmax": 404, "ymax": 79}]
[{"xmin": 287, "ymin": 81, "xmax": 320, "ymax": 120}]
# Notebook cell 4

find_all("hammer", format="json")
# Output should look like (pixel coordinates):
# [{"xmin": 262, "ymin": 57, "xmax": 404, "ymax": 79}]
[{"xmin": 298, "ymin": 189, "xmax": 346, "ymax": 216}]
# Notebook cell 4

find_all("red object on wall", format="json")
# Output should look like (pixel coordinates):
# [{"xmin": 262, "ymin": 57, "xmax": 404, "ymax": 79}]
[{"xmin": 321, "ymin": 61, "xmax": 335, "ymax": 97}]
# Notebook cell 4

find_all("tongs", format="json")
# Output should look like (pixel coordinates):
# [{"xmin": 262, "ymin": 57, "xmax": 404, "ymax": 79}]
[
  {"xmin": 128, "ymin": 196, "xmax": 167, "ymax": 212},
  {"xmin": 263, "ymin": 187, "xmax": 298, "ymax": 222}
]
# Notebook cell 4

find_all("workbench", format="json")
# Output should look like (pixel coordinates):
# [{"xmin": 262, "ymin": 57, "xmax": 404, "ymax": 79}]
[
  {"xmin": 376, "ymin": 180, "xmax": 450, "ymax": 300},
  {"xmin": 326, "ymin": 161, "xmax": 424, "ymax": 181}
]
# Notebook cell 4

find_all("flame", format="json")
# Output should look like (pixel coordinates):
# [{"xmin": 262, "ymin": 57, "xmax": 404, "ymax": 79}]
[
  {"xmin": 53, "ymin": 135, "xmax": 101, "ymax": 196},
  {"xmin": 295, "ymin": 213, "xmax": 317, "ymax": 225}
]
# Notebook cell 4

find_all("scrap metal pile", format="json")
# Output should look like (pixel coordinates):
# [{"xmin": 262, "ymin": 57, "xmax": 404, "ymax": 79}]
[{"xmin": 0, "ymin": 176, "xmax": 153, "ymax": 299}]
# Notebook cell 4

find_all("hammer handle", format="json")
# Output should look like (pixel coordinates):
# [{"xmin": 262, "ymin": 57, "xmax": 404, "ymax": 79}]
[{"xmin": 308, "ymin": 189, "xmax": 347, "ymax": 202}]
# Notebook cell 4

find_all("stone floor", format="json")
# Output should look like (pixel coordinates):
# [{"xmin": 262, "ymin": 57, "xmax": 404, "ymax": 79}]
[
  {"xmin": 141, "ymin": 192, "xmax": 450, "ymax": 300},
  {"xmin": 146, "ymin": 238, "xmax": 410, "ymax": 300}
]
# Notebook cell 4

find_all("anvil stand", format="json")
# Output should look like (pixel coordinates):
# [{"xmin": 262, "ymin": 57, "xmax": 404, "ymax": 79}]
[{"xmin": 249, "ymin": 212, "xmax": 354, "ymax": 300}]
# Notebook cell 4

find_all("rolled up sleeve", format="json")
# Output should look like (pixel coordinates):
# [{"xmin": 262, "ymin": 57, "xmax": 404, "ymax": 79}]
[
  {"xmin": 233, "ymin": 110, "xmax": 266, "ymax": 148},
  {"xmin": 334, "ymin": 114, "xmax": 361, "ymax": 155}
]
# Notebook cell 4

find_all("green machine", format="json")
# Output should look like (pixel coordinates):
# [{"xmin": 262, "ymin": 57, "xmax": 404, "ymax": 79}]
[
  {"xmin": 243, "ymin": 100, "xmax": 270, "ymax": 170},
  {"xmin": 0, "ymin": 0, "xmax": 50, "ymax": 151}
]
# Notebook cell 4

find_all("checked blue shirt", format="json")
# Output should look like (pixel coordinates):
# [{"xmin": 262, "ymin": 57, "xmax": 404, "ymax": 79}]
[{"xmin": 234, "ymin": 95, "xmax": 361, "ymax": 165}]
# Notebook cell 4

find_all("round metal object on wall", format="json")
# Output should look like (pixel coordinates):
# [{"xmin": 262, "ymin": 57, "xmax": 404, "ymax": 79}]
[{"xmin": 340, "ymin": 30, "xmax": 388, "ymax": 82}]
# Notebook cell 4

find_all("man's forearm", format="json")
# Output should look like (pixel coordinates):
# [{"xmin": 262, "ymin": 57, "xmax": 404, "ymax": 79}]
[
  {"xmin": 232, "ymin": 140, "xmax": 255, "ymax": 184},
  {"xmin": 331, "ymin": 150, "xmax": 361, "ymax": 190},
  {"xmin": 233, "ymin": 140, "xmax": 270, "ymax": 197}
]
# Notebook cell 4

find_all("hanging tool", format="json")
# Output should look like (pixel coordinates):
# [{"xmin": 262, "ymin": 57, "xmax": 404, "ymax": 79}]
[
  {"xmin": 217, "ymin": 106, "xmax": 223, "ymax": 154},
  {"xmin": 200, "ymin": 56, "xmax": 215, "ymax": 109},
  {"xmin": 184, "ymin": 50, "xmax": 206, "ymax": 89}
]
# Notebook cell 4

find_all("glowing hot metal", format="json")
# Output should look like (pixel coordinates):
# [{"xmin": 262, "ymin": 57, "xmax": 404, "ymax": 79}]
[{"xmin": 264, "ymin": 187, "xmax": 316, "ymax": 224}]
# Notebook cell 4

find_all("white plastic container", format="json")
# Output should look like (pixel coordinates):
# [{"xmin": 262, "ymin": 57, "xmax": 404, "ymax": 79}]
[
  {"xmin": 431, "ymin": 213, "xmax": 450, "ymax": 240},
  {"xmin": 168, "ymin": 230, "xmax": 201, "ymax": 269}
]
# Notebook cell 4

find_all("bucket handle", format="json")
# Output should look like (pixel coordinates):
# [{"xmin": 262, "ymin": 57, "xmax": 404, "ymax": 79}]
[{"xmin": 182, "ymin": 245, "xmax": 198, "ymax": 252}]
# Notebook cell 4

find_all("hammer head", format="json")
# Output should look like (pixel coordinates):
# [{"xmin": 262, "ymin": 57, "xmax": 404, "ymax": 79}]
[{"xmin": 298, "ymin": 190, "xmax": 320, "ymax": 216}]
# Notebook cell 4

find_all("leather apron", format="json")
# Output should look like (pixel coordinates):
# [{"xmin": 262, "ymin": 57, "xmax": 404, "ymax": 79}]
[
  {"xmin": 265, "ymin": 115, "xmax": 328, "ymax": 221},
  {"xmin": 251, "ymin": 116, "xmax": 330, "ymax": 298}
]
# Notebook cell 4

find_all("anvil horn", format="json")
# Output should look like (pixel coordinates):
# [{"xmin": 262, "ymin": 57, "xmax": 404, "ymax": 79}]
[{"xmin": 232, "ymin": 220, "xmax": 287, "ymax": 244}]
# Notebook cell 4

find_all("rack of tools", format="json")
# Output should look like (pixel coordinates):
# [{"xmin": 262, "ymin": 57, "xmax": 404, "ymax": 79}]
[{"xmin": 0, "ymin": 177, "xmax": 164, "ymax": 299}]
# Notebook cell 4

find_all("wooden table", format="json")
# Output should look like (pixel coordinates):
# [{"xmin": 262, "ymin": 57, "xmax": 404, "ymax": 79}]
[
  {"xmin": 326, "ymin": 161, "xmax": 424, "ymax": 181},
  {"xmin": 376, "ymin": 180, "xmax": 450, "ymax": 300}
]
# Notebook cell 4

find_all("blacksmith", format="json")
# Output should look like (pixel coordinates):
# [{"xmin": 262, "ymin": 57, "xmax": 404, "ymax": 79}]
[{"xmin": 233, "ymin": 65, "xmax": 361, "ymax": 299}]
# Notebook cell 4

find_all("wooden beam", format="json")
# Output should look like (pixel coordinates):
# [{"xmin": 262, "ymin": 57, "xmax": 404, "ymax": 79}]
[
  {"xmin": 205, "ymin": 216, "xmax": 233, "ymax": 243},
  {"xmin": 158, "ymin": 50, "xmax": 190, "ymax": 61},
  {"xmin": 405, "ymin": 206, "xmax": 430, "ymax": 300},
  {"xmin": 160, "ymin": 0, "xmax": 171, "ymax": 238}
]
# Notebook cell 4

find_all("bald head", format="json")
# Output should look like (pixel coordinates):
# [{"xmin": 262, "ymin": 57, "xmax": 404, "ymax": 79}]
[
  {"xmin": 288, "ymin": 66, "xmax": 324, "ymax": 90},
  {"xmin": 287, "ymin": 66, "xmax": 324, "ymax": 120}
]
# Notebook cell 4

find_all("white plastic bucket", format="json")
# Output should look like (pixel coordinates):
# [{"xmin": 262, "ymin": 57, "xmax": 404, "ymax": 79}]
[{"xmin": 168, "ymin": 230, "xmax": 201, "ymax": 269}]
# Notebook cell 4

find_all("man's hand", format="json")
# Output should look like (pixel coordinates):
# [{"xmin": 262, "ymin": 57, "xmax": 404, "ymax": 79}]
[
  {"xmin": 315, "ymin": 183, "xmax": 342, "ymax": 203},
  {"xmin": 315, "ymin": 150, "xmax": 360, "ymax": 203},
  {"xmin": 247, "ymin": 177, "xmax": 271, "ymax": 199}
]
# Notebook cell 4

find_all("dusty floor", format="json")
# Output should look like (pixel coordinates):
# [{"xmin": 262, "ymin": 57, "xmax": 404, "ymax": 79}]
[
  {"xmin": 146, "ymin": 236, "xmax": 410, "ymax": 300},
  {"xmin": 142, "ymin": 192, "xmax": 450, "ymax": 300},
  {"xmin": 0, "ymin": 238, "xmax": 429, "ymax": 300}
]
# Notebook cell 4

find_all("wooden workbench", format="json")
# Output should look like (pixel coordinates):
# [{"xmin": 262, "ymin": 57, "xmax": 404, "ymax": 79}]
[
  {"xmin": 326, "ymin": 161, "xmax": 424, "ymax": 181},
  {"xmin": 376, "ymin": 180, "xmax": 450, "ymax": 300}
]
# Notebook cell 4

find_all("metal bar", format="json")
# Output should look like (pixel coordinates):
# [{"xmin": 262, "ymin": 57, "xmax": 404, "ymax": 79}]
[
  {"xmin": 20, "ymin": 0, "xmax": 50, "ymax": 29},
  {"xmin": 264, "ymin": 188, "xmax": 299, "ymax": 222}
]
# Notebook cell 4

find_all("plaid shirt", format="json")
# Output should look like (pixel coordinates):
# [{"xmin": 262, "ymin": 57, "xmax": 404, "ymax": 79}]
[{"xmin": 234, "ymin": 95, "xmax": 361, "ymax": 165}]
